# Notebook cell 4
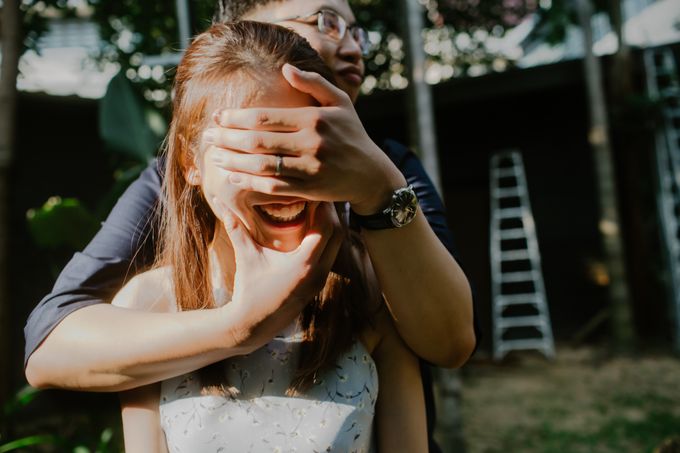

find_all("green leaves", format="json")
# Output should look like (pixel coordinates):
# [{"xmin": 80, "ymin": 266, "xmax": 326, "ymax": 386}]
[
  {"xmin": 26, "ymin": 197, "xmax": 99, "ymax": 251},
  {"xmin": 0, "ymin": 387, "xmax": 57, "ymax": 453},
  {"xmin": 2, "ymin": 386, "xmax": 40, "ymax": 418},
  {"xmin": 0, "ymin": 386, "xmax": 117, "ymax": 453},
  {"xmin": 99, "ymin": 71, "xmax": 165, "ymax": 162},
  {"xmin": 0, "ymin": 435, "xmax": 59, "ymax": 453}
]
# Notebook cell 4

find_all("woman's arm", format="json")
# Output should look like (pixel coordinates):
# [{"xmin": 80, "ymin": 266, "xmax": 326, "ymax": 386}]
[
  {"xmin": 371, "ymin": 311, "xmax": 428, "ymax": 453},
  {"xmin": 111, "ymin": 274, "xmax": 169, "ymax": 452},
  {"xmin": 119, "ymin": 383, "xmax": 168, "ymax": 453}
]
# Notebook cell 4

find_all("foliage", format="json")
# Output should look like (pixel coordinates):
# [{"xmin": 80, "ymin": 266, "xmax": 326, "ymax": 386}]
[
  {"xmin": 353, "ymin": 0, "xmax": 543, "ymax": 87},
  {"xmin": 20, "ymin": 0, "xmax": 553, "ymax": 99},
  {"xmin": 20, "ymin": 0, "xmax": 627, "ymax": 99},
  {"xmin": 26, "ymin": 197, "xmax": 100, "ymax": 251},
  {"xmin": 431, "ymin": 0, "xmax": 539, "ymax": 29},
  {"xmin": 0, "ymin": 386, "xmax": 119, "ymax": 453},
  {"xmin": 26, "ymin": 64, "xmax": 162, "ymax": 269},
  {"xmin": 99, "ymin": 71, "xmax": 165, "ymax": 162},
  {"xmin": 526, "ymin": 0, "xmax": 613, "ymax": 46}
]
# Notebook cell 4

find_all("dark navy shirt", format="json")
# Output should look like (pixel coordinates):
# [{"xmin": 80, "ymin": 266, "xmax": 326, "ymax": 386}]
[{"xmin": 24, "ymin": 139, "xmax": 478, "ymax": 453}]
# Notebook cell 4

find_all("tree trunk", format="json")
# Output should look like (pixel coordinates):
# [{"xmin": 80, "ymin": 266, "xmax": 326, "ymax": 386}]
[
  {"xmin": 576, "ymin": 0, "xmax": 635, "ymax": 352},
  {"xmin": 0, "ymin": 0, "xmax": 20, "ymax": 406}
]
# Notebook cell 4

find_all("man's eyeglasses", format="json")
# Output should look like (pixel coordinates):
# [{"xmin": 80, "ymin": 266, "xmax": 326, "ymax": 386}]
[{"xmin": 276, "ymin": 9, "xmax": 370, "ymax": 56}]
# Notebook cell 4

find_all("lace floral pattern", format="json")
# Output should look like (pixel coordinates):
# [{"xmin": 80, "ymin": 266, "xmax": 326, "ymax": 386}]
[{"xmin": 160, "ymin": 322, "xmax": 378, "ymax": 452}]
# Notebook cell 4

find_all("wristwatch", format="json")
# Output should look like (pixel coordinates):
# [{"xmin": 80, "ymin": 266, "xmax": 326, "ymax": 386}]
[{"xmin": 353, "ymin": 185, "xmax": 418, "ymax": 230}]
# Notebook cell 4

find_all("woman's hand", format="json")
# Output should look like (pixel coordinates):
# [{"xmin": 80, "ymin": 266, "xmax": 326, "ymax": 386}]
[
  {"xmin": 204, "ymin": 64, "xmax": 406, "ymax": 216},
  {"xmin": 214, "ymin": 199, "xmax": 343, "ymax": 351}
]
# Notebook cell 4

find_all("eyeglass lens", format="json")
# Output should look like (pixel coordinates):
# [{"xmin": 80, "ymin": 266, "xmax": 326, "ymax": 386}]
[{"xmin": 317, "ymin": 10, "xmax": 369, "ymax": 54}]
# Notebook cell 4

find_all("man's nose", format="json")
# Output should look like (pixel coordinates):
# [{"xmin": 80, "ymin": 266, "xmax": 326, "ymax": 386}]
[{"xmin": 337, "ymin": 31, "xmax": 362, "ymax": 63}]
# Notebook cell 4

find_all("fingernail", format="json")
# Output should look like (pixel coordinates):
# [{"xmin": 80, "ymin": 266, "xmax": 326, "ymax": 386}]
[
  {"xmin": 283, "ymin": 63, "xmax": 302, "ymax": 75},
  {"xmin": 229, "ymin": 173, "xmax": 242, "ymax": 184},
  {"xmin": 211, "ymin": 197, "xmax": 224, "ymax": 216},
  {"xmin": 212, "ymin": 109, "xmax": 223, "ymax": 125},
  {"xmin": 204, "ymin": 129, "xmax": 216, "ymax": 144}
]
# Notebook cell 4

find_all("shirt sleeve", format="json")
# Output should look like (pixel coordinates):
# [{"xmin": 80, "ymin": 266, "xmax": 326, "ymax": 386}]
[{"xmin": 23, "ymin": 159, "xmax": 163, "ymax": 367}]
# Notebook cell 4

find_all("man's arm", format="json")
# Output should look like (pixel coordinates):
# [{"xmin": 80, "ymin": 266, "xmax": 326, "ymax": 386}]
[{"xmin": 365, "ymin": 140, "xmax": 477, "ymax": 368}]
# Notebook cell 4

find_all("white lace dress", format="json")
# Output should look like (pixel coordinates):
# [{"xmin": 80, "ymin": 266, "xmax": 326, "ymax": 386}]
[{"xmin": 159, "ymin": 321, "xmax": 378, "ymax": 453}]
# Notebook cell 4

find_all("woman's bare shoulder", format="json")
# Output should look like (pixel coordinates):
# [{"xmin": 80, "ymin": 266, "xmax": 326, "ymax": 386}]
[{"xmin": 111, "ymin": 266, "xmax": 176, "ymax": 313}]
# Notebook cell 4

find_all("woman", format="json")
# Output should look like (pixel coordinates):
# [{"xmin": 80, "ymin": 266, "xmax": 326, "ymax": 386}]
[{"xmin": 111, "ymin": 21, "xmax": 426, "ymax": 452}]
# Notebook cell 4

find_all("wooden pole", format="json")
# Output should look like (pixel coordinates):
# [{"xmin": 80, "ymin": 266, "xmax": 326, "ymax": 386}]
[
  {"xmin": 576, "ymin": 0, "xmax": 635, "ymax": 351},
  {"xmin": 400, "ymin": 1, "xmax": 464, "ymax": 451},
  {"xmin": 175, "ymin": 0, "xmax": 191, "ymax": 49}
]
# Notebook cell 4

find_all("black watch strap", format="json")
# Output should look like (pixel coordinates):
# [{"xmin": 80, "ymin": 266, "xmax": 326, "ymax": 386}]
[
  {"xmin": 353, "ymin": 210, "xmax": 397, "ymax": 230},
  {"xmin": 352, "ymin": 185, "xmax": 418, "ymax": 230}
]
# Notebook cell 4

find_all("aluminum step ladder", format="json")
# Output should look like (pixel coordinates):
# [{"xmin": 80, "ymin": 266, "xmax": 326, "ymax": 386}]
[
  {"xmin": 644, "ymin": 46, "xmax": 680, "ymax": 353},
  {"xmin": 490, "ymin": 150, "xmax": 555, "ymax": 360}
]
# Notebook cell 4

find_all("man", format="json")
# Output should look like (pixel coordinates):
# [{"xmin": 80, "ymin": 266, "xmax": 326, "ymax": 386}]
[{"xmin": 25, "ymin": 0, "xmax": 477, "ymax": 450}]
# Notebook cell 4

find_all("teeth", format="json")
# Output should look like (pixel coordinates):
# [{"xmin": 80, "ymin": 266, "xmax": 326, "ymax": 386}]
[{"xmin": 259, "ymin": 202, "xmax": 306, "ymax": 222}]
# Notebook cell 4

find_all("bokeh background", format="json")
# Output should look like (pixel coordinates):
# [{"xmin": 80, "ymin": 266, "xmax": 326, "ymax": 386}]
[{"xmin": 1, "ymin": 0, "xmax": 679, "ymax": 451}]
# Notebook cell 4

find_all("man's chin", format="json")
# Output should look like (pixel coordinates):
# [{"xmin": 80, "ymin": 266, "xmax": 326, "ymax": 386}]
[{"xmin": 337, "ymin": 81, "xmax": 360, "ymax": 104}]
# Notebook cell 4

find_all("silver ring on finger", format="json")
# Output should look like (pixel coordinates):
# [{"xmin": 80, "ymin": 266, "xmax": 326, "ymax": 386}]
[{"xmin": 275, "ymin": 155, "xmax": 284, "ymax": 177}]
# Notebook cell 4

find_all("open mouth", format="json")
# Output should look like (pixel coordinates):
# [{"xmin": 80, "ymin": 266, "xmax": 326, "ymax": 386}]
[{"xmin": 255, "ymin": 201, "xmax": 308, "ymax": 227}]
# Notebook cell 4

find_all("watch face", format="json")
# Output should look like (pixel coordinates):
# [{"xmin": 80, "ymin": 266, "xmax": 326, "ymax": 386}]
[{"xmin": 390, "ymin": 187, "xmax": 418, "ymax": 227}]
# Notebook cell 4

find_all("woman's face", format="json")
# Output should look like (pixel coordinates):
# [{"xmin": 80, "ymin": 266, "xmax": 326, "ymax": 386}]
[{"xmin": 192, "ymin": 74, "xmax": 320, "ymax": 252}]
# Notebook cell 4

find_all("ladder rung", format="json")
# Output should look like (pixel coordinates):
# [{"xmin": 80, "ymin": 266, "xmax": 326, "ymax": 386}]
[
  {"xmin": 500, "ymin": 250, "xmax": 531, "ymax": 261},
  {"xmin": 497, "ymin": 338, "xmax": 551, "ymax": 352},
  {"xmin": 494, "ymin": 187, "xmax": 522, "ymax": 198},
  {"xmin": 499, "ymin": 228, "xmax": 527, "ymax": 240},
  {"xmin": 497, "ymin": 208, "xmax": 524, "ymax": 219},
  {"xmin": 493, "ymin": 168, "xmax": 517, "ymax": 178},
  {"xmin": 496, "ymin": 293, "xmax": 541, "ymax": 306},
  {"xmin": 500, "ymin": 271, "xmax": 538, "ymax": 283},
  {"xmin": 497, "ymin": 316, "xmax": 546, "ymax": 329}
]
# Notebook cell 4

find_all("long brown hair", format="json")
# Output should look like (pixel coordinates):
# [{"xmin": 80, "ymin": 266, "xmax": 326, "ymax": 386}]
[{"xmin": 157, "ymin": 22, "xmax": 380, "ymax": 394}]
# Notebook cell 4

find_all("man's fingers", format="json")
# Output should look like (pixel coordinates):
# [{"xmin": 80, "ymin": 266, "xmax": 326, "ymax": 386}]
[
  {"xmin": 213, "ymin": 107, "xmax": 318, "ymax": 131},
  {"xmin": 204, "ymin": 128, "xmax": 305, "ymax": 156},
  {"xmin": 228, "ymin": 172, "xmax": 311, "ymax": 198},
  {"xmin": 282, "ymin": 64, "xmax": 348, "ymax": 107},
  {"xmin": 210, "ymin": 148, "xmax": 319, "ymax": 178}
]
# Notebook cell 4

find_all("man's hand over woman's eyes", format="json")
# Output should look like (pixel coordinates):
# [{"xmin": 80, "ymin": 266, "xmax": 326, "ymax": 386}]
[{"xmin": 204, "ymin": 64, "xmax": 407, "ymax": 216}]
